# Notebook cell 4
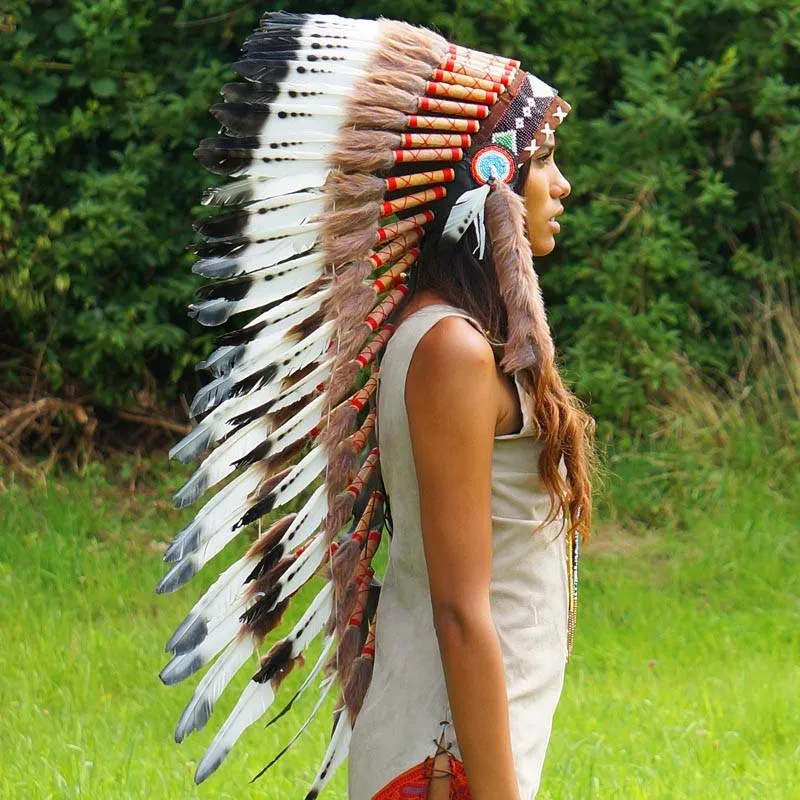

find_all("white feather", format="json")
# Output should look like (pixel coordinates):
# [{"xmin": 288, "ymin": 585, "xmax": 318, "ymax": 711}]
[
  {"xmin": 188, "ymin": 319, "xmax": 333, "ymax": 416},
  {"xmin": 268, "ymin": 444, "xmax": 327, "ymax": 512},
  {"xmin": 171, "ymin": 355, "xmax": 330, "ymax": 464},
  {"xmin": 229, "ymin": 156, "xmax": 331, "ymax": 181},
  {"xmin": 253, "ymin": 639, "xmax": 336, "ymax": 776},
  {"xmin": 201, "ymin": 170, "xmax": 329, "ymax": 208},
  {"xmin": 174, "ymin": 636, "xmax": 254, "ymax": 742},
  {"xmin": 289, "ymin": 582, "xmax": 334, "ymax": 655},
  {"xmin": 192, "ymin": 256, "xmax": 324, "ymax": 326},
  {"xmin": 274, "ymin": 534, "xmax": 327, "ymax": 606},
  {"xmin": 232, "ymin": 192, "xmax": 325, "ymax": 239},
  {"xmin": 277, "ymin": 483, "xmax": 327, "ymax": 554},
  {"xmin": 173, "ymin": 416, "xmax": 274, "ymax": 508},
  {"xmin": 198, "ymin": 290, "xmax": 325, "ymax": 376},
  {"xmin": 441, "ymin": 184, "xmax": 491, "ymax": 251},
  {"xmin": 194, "ymin": 680, "xmax": 276, "ymax": 784},
  {"xmin": 269, "ymin": 360, "xmax": 331, "ymax": 412},
  {"xmin": 244, "ymin": 34, "xmax": 375, "ymax": 56},
  {"xmin": 165, "ymin": 555, "xmax": 256, "ymax": 650},
  {"xmin": 305, "ymin": 709, "xmax": 352, "ymax": 796}
]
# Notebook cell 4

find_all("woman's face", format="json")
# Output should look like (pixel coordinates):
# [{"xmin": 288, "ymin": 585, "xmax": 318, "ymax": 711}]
[{"xmin": 523, "ymin": 136, "xmax": 571, "ymax": 256}]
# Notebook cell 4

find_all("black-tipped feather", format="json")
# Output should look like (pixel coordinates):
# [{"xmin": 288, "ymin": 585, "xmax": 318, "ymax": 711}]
[
  {"xmin": 233, "ymin": 59, "xmax": 293, "ymax": 84},
  {"xmin": 194, "ymin": 142, "xmax": 253, "ymax": 176},
  {"xmin": 211, "ymin": 102, "xmax": 272, "ymax": 137}
]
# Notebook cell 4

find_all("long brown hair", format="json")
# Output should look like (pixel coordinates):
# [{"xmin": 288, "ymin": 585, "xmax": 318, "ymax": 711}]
[{"xmin": 405, "ymin": 200, "xmax": 596, "ymax": 542}]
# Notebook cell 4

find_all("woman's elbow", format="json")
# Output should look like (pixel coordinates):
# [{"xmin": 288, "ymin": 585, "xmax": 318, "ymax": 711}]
[{"xmin": 432, "ymin": 597, "xmax": 494, "ymax": 646}]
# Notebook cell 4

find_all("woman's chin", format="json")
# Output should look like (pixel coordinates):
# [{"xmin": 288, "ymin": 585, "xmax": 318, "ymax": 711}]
[{"xmin": 531, "ymin": 235, "xmax": 557, "ymax": 257}]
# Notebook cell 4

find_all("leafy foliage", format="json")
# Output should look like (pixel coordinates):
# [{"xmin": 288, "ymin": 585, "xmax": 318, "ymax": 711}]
[{"xmin": 1, "ymin": 0, "xmax": 797, "ymax": 433}]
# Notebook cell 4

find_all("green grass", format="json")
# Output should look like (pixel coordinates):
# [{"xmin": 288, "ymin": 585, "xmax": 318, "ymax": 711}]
[{"xmin": 1, "ymin": 430, "xmax": 798, "ymax": 800}]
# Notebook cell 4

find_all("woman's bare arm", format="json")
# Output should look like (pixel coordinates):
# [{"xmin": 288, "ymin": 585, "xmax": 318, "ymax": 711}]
[{"xmin": 406, "ymin": 317, "xmax": 520, "ymax": 800}]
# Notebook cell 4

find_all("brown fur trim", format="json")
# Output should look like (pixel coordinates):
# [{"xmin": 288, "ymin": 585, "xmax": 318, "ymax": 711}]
[
  {"xmin": 318, "ymin": 402, "xmax": 358, "ymax": 458},
  {"xmin": 323, "ymin": 203, "xmax": 381, "ymax": 243},
  {"xmin": 247, "ymin": 465, "xmax": 293, "ymax": 513},
  {"xmin": 325, "ymin": 359, "xmax": 362, "ymax": 413},
  {"xmin": 335, "ymin": 580, "xmax": 359, "ymax": 635},
  {"xmin": 332, "ymin": 130, "xmax": 398, "ymax": 173},
  {"xmin": 331, "ymin": 536, "xmax": 362, "ymax": 598},
  {"xmin": 325, "ymin": 172, "xmax": 385, "ymax": 207},
  {"xmin": 343, "ymin": 654, "xmax": 374, "ymax": 719},
  {"xmin": 325, "ymin": 226, "xmax": 378, "ymax": 265},
  {"xmin": 378, "ymin": 19, "xmax": 448, "ymax": 67},
  {"xmin": 324, "ymin": 488, "xmax": 356, "ymax": 542},
  {"xmin": 347, "ymin": 104, "xmax": 408, "ymax": 131},
  {"xmin": 247, "ymin": 597, "xmax": 290, "ymax": 641},
  {"xmin": 267, "ymin": 394, "xmax": 311, "ymax": 430},
  {"xmin": 331, "ymin": 322, "xmax": 371, "ymax": 366},
  {"xmin": 484, "ymin": 181, "xmax": 555, "ymax": 374},
  {"xmin": 279, "ymin": 361, "xmax": 321, "ymax": 393},
  {"xmin": 245, "ymin": 513, "xmax": 296, "ymax": 558},
  {"xmin": 269, "ymin": 652, "xmax": 305, "ymax": 692},
  {"xmin": 321, "ymin": 259, "xmax": 372, "ymax": 313},
  {"xmin": 335, "ymin": 625, "xmax": 362, "ymax": 686},
  {"xmin": 351, "ymin": 81, "xmax": 417, "ymax": 115},
  {"xmin": 245, "ymin": 553, "xmax": 294, "ymax": 600},
  {"xmin": 365, "ymin": 67, "xmax": 426, "ymax": 95}
]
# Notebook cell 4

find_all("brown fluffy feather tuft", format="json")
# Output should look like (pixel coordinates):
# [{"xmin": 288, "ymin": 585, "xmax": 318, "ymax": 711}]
[
  {"xmin": 325, "ymin": 172, "xmax": 385, "ymax": 207},
  {"xmin": 324, "ymin": 488, "xmax": 356, "ymax": 542},
  {"xmin": 378, "ymin": 19, "xmax": 448, "ymax": 67},
  {"xmin": 347, "ymin": 104, "xmax": 407, "ymax": 131},
  {"xmin": 484, "ymin": 181, "xmax": 555, "ymax": 374},
  {"xmin": 325, "ymin": 227, "xmax": 379, "ymax": 266},
  {"xmin": 332, "ymin": 130, "xmax": 398, "ymax": 173},
  {"xmin": 245, "ymin": 513, "xmax": 296, "ymax": 559},
  {"xmin": 323, "ymin": 203, "xmax": 381, "ymax": 242},
  {"xmin": 343, "ymin": 653, "xmax": 374, "ymax": 719},
  {"xmin": 331, "ymin": 536, "xmax": 363, "ymax": 598},
  {"xmin": 325, "ymin": 359, "xmax": 362, "ymax": 413},
  {"xmin": 335, "ymin": 625, "xmax": 362, "ymax": 686},
  {"xmin": 318, "ymin": 398, "xmax": 359, "ymax": 458}
]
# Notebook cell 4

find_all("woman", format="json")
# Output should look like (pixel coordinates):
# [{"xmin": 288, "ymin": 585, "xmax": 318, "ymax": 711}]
[
  {"xmin": 157, "ymin": 11, "xmax": 593, "ymax": 800},
  {"xmin": 348, "ymin": 140, "xmax": 593, "ymax": 800}
]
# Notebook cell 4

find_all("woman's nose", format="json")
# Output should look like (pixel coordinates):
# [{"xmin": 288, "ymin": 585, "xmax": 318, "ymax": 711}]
[{"xmin": 552, "ymin": 169, "xmax": 571, "ymax": 199}]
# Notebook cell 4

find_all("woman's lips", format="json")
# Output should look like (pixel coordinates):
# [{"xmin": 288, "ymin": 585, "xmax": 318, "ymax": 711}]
[{"xmin": 548, "ymin": 219, "xmax": 561, "ymax": 233}]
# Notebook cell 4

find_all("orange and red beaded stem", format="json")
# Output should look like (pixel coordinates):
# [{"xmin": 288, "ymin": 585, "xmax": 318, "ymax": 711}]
[
  {"xmin": 380, "ymin": 189, "xmax": 445, "ymax": 217},
  {"xmin": 416, "ymin": 97, "xmax": 489, "ymax": 119},
  {"xmin": 355, "ymin": 325, "xmax": 394, "ymax": 370},
  {"xmin": 347, "ymin": 376, "xmax": 379, "ymax": 416},
  {"xmin": 359, "ymin": 616, "xmax": 376, "ymax": 661},
  {"xmin": 375, "ymin": 211, "xmax": 434, "ymax": 244},
  {"xmin": 430, "ymin": 69, "xmax": 505, "ymax": 92},
  {"xmin": 346, "ymin": 408, "xmax": 377, "ymax": 454},
  {"xmin": 439, "ymin": 57, "xmax": 514, "ymax": 84},
  {"xmin": 393, "ymin": 146, "xmax": 463, "ymax": 164},
  {"xmin": 365, "ymin": 285, "xmax": 409, "ymax": 330},
  {"xmin": 370, "ymin": 231, "xmax": 423, "ymax": 269},
  {"xmin": 398, "ymin": 133, "xmax": 471, "ymax": 149},
  {"xmin": 345, "ymin": 446, "xmax": 380, "ymax": 501},
  {"xmin": 372, "ymin": 249, "xmax": 420, "ymax": 294},
  {"xmin": 406, "ymin": 115, "xmax": 480, "ymax": 132},
  {"xmin": 384, "ymin": 169, "xmax": 454, "ymax": 192},
  {"xmin": 424, "ymin": 81, "xmax": 498, "ymax": 104}
]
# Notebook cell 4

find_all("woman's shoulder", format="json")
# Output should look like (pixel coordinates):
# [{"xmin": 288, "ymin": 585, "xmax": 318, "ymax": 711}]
[{"xmin": 407, "ymin": 314, "xmax": 496, "ymax": 391}]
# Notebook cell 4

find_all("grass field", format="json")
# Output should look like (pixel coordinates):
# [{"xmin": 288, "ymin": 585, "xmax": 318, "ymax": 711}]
[{"xmin": 1, "ymin": 416, "xmax": 798, "ymax": 799}]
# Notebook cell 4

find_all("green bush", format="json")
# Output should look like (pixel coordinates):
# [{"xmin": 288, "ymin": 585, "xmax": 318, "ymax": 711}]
[{"xmin": 1, "ymin": 0, "xmax": 797, "ymax": 432}]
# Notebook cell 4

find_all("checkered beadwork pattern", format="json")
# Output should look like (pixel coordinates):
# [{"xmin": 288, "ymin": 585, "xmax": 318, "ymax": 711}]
[{"xmin": 489, "ymin": 74, "xmax": 571, "ymax": 164}]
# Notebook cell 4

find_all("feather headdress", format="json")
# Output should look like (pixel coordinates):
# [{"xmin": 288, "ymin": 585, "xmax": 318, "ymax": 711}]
[{"xmin": 158, "ymin": 10, "xmax": 572, "ymax": 795}]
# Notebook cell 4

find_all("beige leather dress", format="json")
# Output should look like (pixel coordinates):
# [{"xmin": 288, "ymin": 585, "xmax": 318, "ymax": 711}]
[{"xmin": 347, "ymin": 305, "xmax": 569, "ymax": 800}]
